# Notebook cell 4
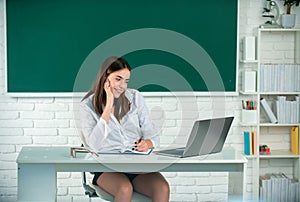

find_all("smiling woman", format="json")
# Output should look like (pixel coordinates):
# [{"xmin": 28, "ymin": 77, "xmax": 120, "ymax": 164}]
[
  {"xmin": 82, "ymin": 57, "xmax": 132, "ymax": 123},
  {"xmin": 79, "ymin": 56, "xmax": 170, "ymax": 202}
]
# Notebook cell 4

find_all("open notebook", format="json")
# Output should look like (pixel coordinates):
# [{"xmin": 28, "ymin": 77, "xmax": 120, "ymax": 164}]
[
  {"xmin": 98, "ymin": 149, "xmax": 152, "ymax": 155},
  {"xmin": 79, "ymin": 132, "xmax": 152, "ymax": 156}
]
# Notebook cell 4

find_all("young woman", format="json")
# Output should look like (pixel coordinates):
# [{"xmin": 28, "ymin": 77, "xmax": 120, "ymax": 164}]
[{"xmin": 79, "ymin": 56, "xmax": 170, "ymax": 202}]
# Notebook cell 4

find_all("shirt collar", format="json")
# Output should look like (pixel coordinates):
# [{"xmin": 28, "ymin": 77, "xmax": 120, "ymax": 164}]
[{"xmin": 125, "ymin": 89, "xmax": 133, "ymax": 104}]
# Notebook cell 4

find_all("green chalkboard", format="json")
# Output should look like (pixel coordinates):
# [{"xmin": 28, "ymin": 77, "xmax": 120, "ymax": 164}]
[{"xmin": 6, "ymin": 0, "xmax": 238, "ymax": 94}]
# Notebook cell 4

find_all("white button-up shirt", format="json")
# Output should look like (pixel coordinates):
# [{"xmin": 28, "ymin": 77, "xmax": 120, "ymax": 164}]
[{"xmin": 79, "ymin": 89, "xmax": 159, "ymax": 153}]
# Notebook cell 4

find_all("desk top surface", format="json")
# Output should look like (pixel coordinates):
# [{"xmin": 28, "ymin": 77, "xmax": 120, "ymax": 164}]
[{"xmin": 17, "ymin": 146, "xmax": 247, "ymax": 164}]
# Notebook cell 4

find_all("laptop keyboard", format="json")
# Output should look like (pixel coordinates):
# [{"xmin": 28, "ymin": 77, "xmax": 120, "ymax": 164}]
[{"xmin": 159, "ymin": 147, "xmax": 185, "ymax": 155}]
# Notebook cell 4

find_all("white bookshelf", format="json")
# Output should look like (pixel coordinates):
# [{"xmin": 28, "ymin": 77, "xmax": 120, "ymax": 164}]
[{"xmin": 240, "ymin": 28, "xmax": 300, "ymax": 201}]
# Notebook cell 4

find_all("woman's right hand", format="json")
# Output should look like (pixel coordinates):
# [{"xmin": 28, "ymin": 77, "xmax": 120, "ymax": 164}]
[
  {"xmin": 104, "ymin": 79, "xmax": 114, "ymax": 109},
  {"xmin": 102, "ymin": 79, "xmax": 114, "ymax": 124}
]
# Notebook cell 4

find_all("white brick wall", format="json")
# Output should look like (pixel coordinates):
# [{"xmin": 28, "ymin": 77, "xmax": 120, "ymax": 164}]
[{"xmin": 1, "ymin": 0, "xmax": 300, "ymax": 201}]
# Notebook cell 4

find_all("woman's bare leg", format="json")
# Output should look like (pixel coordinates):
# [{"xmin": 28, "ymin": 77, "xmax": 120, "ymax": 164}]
[
  {"xmin": 132, "ymin": 172, "xmax": 170, "ymax": 202},
  {"xmin": 96, "ymin": 172, "xmax": 133, "ymax": 202}
]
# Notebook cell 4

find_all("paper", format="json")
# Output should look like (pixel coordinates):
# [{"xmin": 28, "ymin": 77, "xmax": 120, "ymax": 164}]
[
  {"xmin": 125, "ymin": 149, "xmax": 152, "ymax": 155},
  {"xmin": 98, "ymin": 149, "xmax": 152, "ymax": 155}
]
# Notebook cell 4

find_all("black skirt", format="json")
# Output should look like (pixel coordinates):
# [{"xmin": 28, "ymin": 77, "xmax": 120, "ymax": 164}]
[{"xmin": 92, "ymin": 172, "xmax": 139, "ymax": 185}]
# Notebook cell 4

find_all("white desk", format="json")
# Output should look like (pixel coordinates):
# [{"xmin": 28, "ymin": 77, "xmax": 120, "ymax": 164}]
[{"xmin": 17, "ymin": 146, "xmax": 247, "ymax": 202}]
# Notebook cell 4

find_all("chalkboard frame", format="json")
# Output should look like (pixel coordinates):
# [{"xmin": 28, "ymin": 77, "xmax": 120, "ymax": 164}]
[{"xmin": 4, "ymin": 0, "xmax": 240, "ymax": 97}]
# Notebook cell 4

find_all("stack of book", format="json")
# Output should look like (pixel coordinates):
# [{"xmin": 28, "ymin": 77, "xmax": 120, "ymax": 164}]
[
  {"xmin": 259, "ymin": 173, "xmax": 299, "ymax": 202},
  {"xmin": 260, "ymin": 64, "xmax": 300, "ymax": 92},
  {"xmin": 243, "ymin": 131, "xmax": 257, "ymax": 155},
  {"xmin": 275, "ymin": 96, "xmax": 299, "ymax": 124},
  {"xmin": 260, "ymin": 96, "xmax": 299, "ymax": 124}
]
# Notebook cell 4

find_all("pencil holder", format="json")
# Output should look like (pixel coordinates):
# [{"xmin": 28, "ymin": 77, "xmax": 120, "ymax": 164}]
[{"xmin": 241, "ymin": 110, "xmax": 257, "ymax": 124}]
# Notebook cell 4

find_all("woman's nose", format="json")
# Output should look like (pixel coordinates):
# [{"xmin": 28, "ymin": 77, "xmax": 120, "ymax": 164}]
[{"xmin": 120, "ymin": 80, "xmax": 127, "ymax": 88}]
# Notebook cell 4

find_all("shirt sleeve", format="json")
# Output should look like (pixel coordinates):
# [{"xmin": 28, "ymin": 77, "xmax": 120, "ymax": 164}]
[
  {"xmin": 79, "ymin": 101, "xmax": 110, "ymax": 152},
  {"xmin": 135, "ymin": 91, "xmax": 160, "ymax": 148}
]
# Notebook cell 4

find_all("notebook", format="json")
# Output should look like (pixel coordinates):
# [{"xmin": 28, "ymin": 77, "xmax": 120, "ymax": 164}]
[
  {"xmin": 155, "ymin": 116, "xmax": 234, "ymax": 158},
  {"xmin": 97, "ymin": 149, "xmax": 152, "ymax": 155}
]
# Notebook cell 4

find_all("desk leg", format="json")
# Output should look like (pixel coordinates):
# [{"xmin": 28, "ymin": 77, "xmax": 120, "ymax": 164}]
[
  {"xmin": 228, "ymin": 163, "xmax": 247, "ymax": 201},
  {"xmin": 18, "ymin": 164, "xmax": 56, "ymax": 202}
]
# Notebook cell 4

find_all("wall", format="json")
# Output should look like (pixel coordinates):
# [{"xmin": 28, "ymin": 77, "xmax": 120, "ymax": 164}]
[{"xmin": 1, "ymin": 0, "xmax": 299, "ymax": 201}]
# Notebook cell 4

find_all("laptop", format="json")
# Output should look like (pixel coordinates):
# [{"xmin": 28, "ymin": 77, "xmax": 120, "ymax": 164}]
[{"xmin": 155, "ymin": 116, "xmax": 234, "ymax": 158}]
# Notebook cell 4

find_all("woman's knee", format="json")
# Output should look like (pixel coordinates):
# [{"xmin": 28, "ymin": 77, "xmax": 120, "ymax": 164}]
[
  {"xmin": 151, "ymin": 177, "xmax": 170, "ymax": 202},
  {"xmin": 97, "ymin": 173, "xmax": 133, "ymax": 198},
  {"xmin": 159, "ymin": 178, "xmax": 170, "ymax": 195},
  {"xmin": 150, "ymin": 175, "xmax": 170, "ymax": 196},
  {"xmin": 117, "ymin": 180, "xmax": 133, "ymax": 195}
]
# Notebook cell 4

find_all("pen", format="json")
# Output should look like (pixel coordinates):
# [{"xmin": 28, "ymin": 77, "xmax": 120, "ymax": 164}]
[
  {"xmin": 242, "ymin": 100, "xmax": 247, "ymax": 109},
  {"xmin": 242, "ymin": 100, "xmax": 256, "ymax": 110},
  {"xmin": 138, "ymin": 136, "xmax": 143, "ymax": 143}
]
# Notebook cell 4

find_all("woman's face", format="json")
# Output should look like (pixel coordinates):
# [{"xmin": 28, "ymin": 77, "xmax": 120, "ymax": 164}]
[{"xmin": 107, "ymin": 68, "xmax": 131, "ymax": 98}]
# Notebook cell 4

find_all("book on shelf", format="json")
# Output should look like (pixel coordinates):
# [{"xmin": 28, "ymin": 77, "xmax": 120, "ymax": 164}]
[
  {"xmin": 252, "ymin": 132, "xmax": 257, "ymax": 155},
  {"xmin": 260, "ymin": 96, "xmax": 299, "ymax": 124},
  {"xmin": 260, "ymin": 173, "xmax": 299, "ymax": 202},
  {"xmin": 290, "ymin": 126, "xmax": 299, "ymax": 155},
  {"xmin": 243, "ymin": 131, "xmax": 257, "ymax": 155},
  {"xmin": 244, "ymin": 131, "xmax": 251, "ymax": 155},
  {"xmin": 241, "ymin": 71, "xmax": 256, "ymax": 92},
  {"xmin": 260, "ymin": 98, "xmax": 278, "ymax": 123},
  {"xmin": 275, "ymin": 96, "xmax": 299, "ymax": 124},
  {"xmin": 260, "ymin": 64, "xmax": 300, "ymax": 92},
  {"xmin": 290, "ymin": 179, "xmax": 299, "ymax": 202},
  {"xmin": 259, "ymin": 175, "xmax": 271, "ymax": 201}
]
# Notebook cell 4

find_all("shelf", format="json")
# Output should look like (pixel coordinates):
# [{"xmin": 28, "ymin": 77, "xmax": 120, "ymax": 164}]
[
  {"xmin": 241, "ymin": 26, "xmax": 300, "ymax": 200},
  {"xmin": 259, "ymin": 28, "xmax": 300, "ymax": 32},
  {"xmin": 259, "ymin": 92, "xmax": 300, "ymax": 95},
  {"xmin": 239, "ymin": 91, "xmax": 258, "ymax": 95},
  {"xmin": 240, "ymin": 59, "xmax": 258, "ymax": 63},
  {"xmin": 259, "ymin": 150, "xmax": 299, "ymax": 159},
  {"xmin": 241, "ymin": 92, "xmax": 300, "ymax": 96},
  {"xmin": 239, "ymin": 122, "xmax": 257, "ymax": 127},
  {"xmin": 245, "ymin": 155, "xmax": 258, "ymax": 159},
  {"xmin": 259, "ymin": 123, "xmax": 300, "ymax": 127}
]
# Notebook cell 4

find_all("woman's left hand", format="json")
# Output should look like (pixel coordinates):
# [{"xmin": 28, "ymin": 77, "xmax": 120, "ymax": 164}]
[{"xmin": 134, "ymin": 139, "xmax": 153, "ymax": 152}]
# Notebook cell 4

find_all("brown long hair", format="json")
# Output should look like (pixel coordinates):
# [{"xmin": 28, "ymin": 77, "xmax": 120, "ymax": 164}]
[{"xmin": 82, "ymin": 56, "xmax": 131, "ymax": 121}]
